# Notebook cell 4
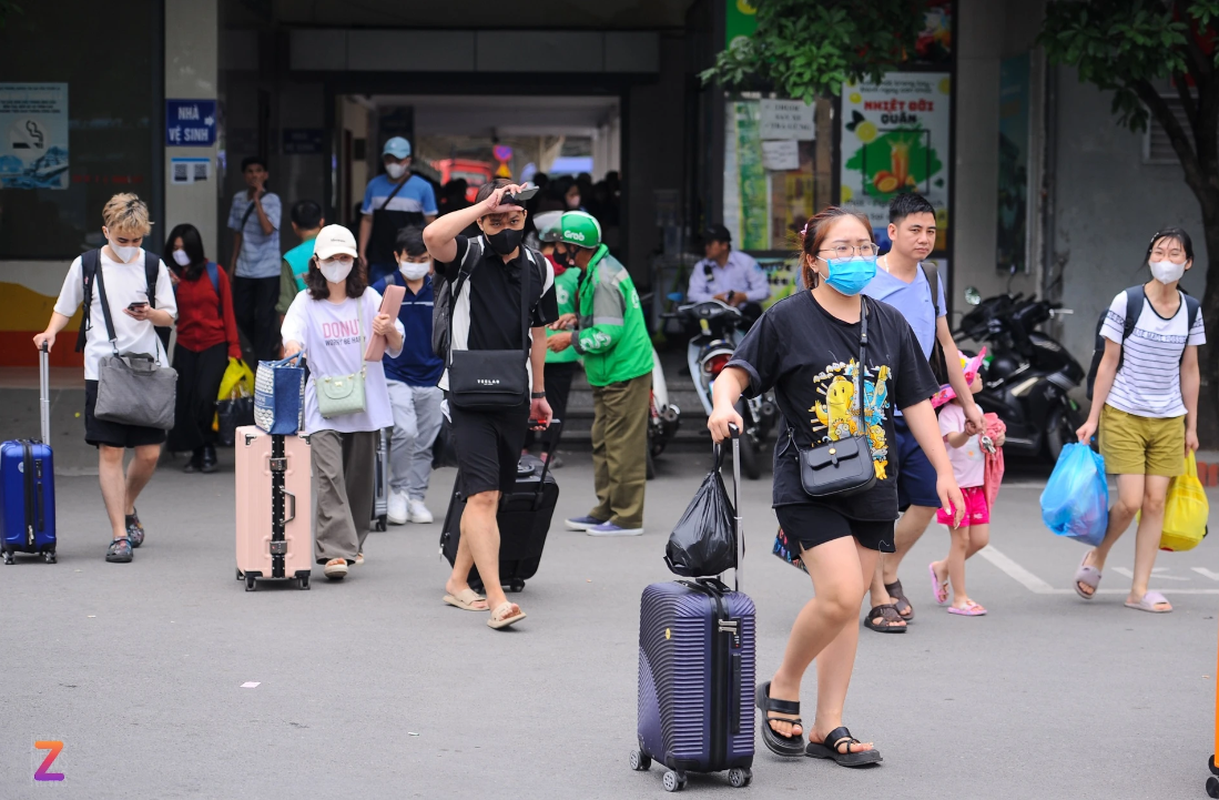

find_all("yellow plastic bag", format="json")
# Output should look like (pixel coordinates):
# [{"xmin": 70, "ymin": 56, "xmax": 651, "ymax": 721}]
[
  {"xmin": 217, "ymin": 358, "xmax": 254, "ymax": 402},
  {"xmin": 1160, "ymin": 452, "xmax": 1209, "ymax": 552},
  {"xmin": 213, "ymin": 358, "xmax": 254, "ymax": 432}
]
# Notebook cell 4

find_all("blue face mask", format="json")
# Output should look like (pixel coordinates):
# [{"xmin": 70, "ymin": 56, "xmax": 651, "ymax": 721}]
[{"xmin": 822, "ymin": 255, "xmax": 878, "ymax": 296}]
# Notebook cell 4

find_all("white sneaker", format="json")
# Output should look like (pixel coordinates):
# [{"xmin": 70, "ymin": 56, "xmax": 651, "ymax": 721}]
[
  {"xmin": 407, "ymin": 499, "xmax": 434, "ymax": 524},
  {"xmin": 386, "ymin": 491, "xmax": 408, "ymax": 526}
]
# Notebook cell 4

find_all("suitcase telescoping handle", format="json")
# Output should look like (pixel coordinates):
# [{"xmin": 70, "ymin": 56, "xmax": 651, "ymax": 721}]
[
  {"xmin": 728, "ymin": 422, "xmax": 743, "ymax": 593},
  {"xmin": 39, "ymin": 342, "xmax": 50, "ymax": 445}
]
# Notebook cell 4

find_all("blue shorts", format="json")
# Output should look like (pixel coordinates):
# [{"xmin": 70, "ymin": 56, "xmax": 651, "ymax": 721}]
[{"xmin": 894, "ymin": 416, "xmax": 940, "ymax": 511}]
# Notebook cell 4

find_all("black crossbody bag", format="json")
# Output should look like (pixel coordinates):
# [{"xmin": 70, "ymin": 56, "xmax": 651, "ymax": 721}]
[
  {"xmin": 782, "ymin": 295, "xmax": 877, "ymax": 498},
  {"xmin": 447, "ymin": 249, "xmax": 533, "ymax": 410}
]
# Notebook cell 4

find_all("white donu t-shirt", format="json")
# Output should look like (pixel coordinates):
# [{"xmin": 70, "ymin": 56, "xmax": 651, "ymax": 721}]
[{"xmin": 281, "ymin": 289, "xmax": 404, "ymax": 434}]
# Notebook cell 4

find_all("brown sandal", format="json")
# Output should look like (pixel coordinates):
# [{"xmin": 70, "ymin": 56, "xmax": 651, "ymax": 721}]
[
  {"xmin": 864, "ymin": 604, "xmax": 907, "ymax": 633},
  {"xmin": 884, "ymin": 579, "xmax": 914, "ymax": 621}
]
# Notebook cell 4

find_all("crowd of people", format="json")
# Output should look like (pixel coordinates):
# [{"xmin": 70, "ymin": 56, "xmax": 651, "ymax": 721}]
[{"xmin": 32, "ymin": 155, "xmax": 1205, "ymax": 755}]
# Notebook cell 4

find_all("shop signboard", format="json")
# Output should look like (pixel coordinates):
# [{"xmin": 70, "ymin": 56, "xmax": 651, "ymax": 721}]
[{"xmin": 839, "ymin": 72, "xmax": 952, "ymax": 249}]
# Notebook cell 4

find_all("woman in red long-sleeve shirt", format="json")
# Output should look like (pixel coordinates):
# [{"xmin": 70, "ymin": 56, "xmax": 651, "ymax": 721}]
[{"xmin": 166, "ymin": 223, "xmax": 242, "ymax": 473}]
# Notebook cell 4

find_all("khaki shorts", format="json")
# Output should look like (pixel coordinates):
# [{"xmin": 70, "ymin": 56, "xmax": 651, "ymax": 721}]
[{"xmin": 1099, "ymin": 405, "xmax": 1185, "ymax": 477}]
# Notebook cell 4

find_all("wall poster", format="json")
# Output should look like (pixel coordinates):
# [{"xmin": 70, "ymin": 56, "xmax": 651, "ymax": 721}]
[{"xmin": 0, "ymin": 83, "xmax": 69, "ymax": 190}]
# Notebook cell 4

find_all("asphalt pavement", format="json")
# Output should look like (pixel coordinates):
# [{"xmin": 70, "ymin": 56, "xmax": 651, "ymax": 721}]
[{"xmin": 1, "ymin": 445, "xmax": 1216, "ymax": 799}]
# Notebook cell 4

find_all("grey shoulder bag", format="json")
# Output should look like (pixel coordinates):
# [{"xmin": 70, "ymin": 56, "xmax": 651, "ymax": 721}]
[
  {"xmin": 785, "ymin": 295, "xmax": 877, "ymax": 498},
  {"xmin": 92, "ymin": 261, "xmax": 178, "ymax": 430}
]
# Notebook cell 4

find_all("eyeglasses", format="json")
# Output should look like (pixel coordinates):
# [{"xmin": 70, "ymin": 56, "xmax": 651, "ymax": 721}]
[{"xmin": 818, "ymin": 244, "xmax": 878, "ymax": 259}]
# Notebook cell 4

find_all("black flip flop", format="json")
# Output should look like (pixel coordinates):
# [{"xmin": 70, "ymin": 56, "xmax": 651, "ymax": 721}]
[
  {"xmin": 754, "ymin": 681, "xmax": 805, "ymax": 757},
  {"xmin": 885, "ymin": 579, "xmax": 914, "ymax": 621},
  {"xmin": 806, "ymin": 726, "xmax": 883, "ymax": 767},
  {"xmin": 864, "ymin": 604, "xmax": 907, "ymax": 633}
]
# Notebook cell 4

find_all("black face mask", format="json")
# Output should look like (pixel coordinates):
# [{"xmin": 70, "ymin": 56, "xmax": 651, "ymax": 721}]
[{"xmin": 486, "ymin": 227, "xmax": 523, "ymax": 256}]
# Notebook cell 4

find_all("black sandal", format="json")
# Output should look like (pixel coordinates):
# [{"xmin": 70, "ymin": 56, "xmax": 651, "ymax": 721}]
[
  {"xmin": 884, "ymin": 579, "xmax": 914, "ymax": 621},
  {"xmin": 806, "ymin": 726, "xmax": 883, "ymax": 767},
  {"xmin": 864, "ymin": 604, "xmax": 907, "ymax": 633},
  {"xmin": 754, "ymin": 681, "xmax": 805, "ymax": 757}
]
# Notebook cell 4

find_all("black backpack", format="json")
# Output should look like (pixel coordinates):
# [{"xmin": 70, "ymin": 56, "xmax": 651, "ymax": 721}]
[
  {"xmin": 1085, "ymin": 285, "xmax": 1200, "ymax": 399},
  {"xmin": 74, "ymin": 249, "xmax": 162, "ymax": 352}
]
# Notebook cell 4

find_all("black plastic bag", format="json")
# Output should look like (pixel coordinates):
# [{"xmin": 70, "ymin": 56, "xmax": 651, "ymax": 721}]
[
  {"xmin": 665, "ymin": 453, "xmax": 736, "ymax": 577},
  {"xmin": 217, "ymin": 395, "xmax": 255, "ymax": 447},
  {"xmin": 432, "ymin": 415, "xmax": 459, "ymax": 469}
]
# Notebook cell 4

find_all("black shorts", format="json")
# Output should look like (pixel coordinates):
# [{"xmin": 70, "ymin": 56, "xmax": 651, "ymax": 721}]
[
  {"xmin": 447, "ymin": 399, "xmax": 530, "ymax": 497},
  {"xmin": 84, "ymin": 380, "xmax": 167, "ymax": 449},
  {"xmin": 775, "ymin": 503, "xmax": 895, "ymax": 553}
]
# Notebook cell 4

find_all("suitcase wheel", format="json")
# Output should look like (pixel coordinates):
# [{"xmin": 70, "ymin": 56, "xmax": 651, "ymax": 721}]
[
  {"xmin": 662, "ymin": 770, "xmax": 686, "ymax": 792},
  {"xmin": 236, "ymin": 567, "xmax": 243, "ymax": 581},
  {"xmin": 508, "ymin": 579, "xmax": 525, "ymax": 593},
  {"xmin": 728, "ymin": 768, "xmax": 752, "ymax": 788},
  {"xmin": 374, "ymin": 516, "xmax": 387, "ymax": 532},
  {"xmin": 629, "ymin": 750, "xmax": 651, "ymax": 772},
  {"xmin": 3, "ymin": 548, "xmax": 13, "ymax": 566},
  {"xmin": 245, "ymin": 574, "xmax": 258, "ymax": 592},
  {"xmin": 299, "ymin": 575, "xmax": 311, "ymax": 590},
  {"xmin": 43, "ymin": 551, "xmax": 56, "ymax": 564}
]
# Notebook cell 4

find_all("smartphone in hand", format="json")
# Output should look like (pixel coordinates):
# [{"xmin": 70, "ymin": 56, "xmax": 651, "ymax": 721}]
[{"xmin": 128, "ymin": 302, "xmax": 149, "ymax": 312}]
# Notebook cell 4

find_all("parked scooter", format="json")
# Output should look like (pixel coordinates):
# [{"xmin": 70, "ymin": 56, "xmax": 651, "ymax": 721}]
[
  {"xmin": 663, "ymin": 299, "xmax": 777, "ymax": 478},
  {"xmin": 647, "ymin": 347, "xmax": 681, "ymax": 480},
  {"xmin": 956, "ymin": 288, "xmax": 1084, "ymax": 463}
]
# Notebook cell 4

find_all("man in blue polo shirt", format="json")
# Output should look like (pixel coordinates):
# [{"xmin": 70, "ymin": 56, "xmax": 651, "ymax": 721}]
[
  {"xmin": 371, "ymin": 226, "xmax": 445, "ymax": 525},
  {"xmin": 359, "ymin": 137, "xmax": 439, "ymax": 285}
]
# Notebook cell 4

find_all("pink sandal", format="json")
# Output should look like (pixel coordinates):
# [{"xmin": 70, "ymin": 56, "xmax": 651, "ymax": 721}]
[
  {"xmin": 928, "ymin": 562, "xmax": 948, "ymax": 605},
  {"xmin": 947, "ymin": 602, "xmax": 987, "ymax": 617}
]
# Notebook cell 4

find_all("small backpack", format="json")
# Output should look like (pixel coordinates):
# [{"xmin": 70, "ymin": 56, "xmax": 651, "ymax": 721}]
[{"xmin": 1085, "ymin": 285, "xmax": 1200, "ymax": 399}]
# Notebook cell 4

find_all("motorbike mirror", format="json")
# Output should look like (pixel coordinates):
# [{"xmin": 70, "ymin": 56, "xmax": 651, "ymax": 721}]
[{"xmin": 964, "ymin": 286, "xmax": 982, "ymax": 306}]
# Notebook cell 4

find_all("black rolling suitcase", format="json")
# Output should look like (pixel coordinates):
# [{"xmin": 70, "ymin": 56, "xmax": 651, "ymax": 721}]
[{"xmin": 438, "ymin": 424, "xmax": 559, "ymax": 593}]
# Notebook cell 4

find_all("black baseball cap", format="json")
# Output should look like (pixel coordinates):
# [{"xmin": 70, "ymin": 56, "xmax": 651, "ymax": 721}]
[{"xmin": 703, "ymin": 224, "xmax": 732, "ymax": 244}]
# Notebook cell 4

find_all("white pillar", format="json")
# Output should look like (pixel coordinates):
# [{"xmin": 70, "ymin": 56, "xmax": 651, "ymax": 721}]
[{"xmin": 164, "ymin": 0, "xmax": 220, "ymax": 257}]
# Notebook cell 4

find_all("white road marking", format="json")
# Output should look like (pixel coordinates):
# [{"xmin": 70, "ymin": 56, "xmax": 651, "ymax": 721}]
[
  {"xmin": 976, "ymin": 545, "xmax": 1056, "ymax": 594},
  {"xmin": 1193, "ymin": 567, "xmax": 1219, "ymax": 582},
  {"xmin": 976, "ymin": 545, "xmax": 1219, "ymax": 594},
  {"xmin": 1111, "ymin": 567, "xmax": 1189, "ymax": 581}
]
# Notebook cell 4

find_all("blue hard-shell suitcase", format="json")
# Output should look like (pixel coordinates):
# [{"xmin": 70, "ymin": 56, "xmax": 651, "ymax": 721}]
[
  {"xmin": 633, "ymin": 428, "xmax": 754, "ymax": 791},
  {"xmin": 1, "ymin": 345, "xmax": 56, "ymax": 564}
]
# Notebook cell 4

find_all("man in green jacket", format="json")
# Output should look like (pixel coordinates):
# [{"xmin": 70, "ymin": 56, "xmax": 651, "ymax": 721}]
[{"xmin": 548, "ymin": 211, "xmax": 652, "ymax": 536}]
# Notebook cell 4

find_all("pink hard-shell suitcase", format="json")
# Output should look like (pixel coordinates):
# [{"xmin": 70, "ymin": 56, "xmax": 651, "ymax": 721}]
[{"xmin": 235, "ymin": 425, "xmax": 312, "ymax": 590}]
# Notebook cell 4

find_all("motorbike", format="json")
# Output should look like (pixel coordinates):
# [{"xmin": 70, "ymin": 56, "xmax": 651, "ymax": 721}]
[
  {"xmin": 956, "ymin": 290, "xmax": 1085, "ymax": 463},
  {"xmin": 663, "ymin": 299, "xmax": 777, "ymax": 479},
  {"xmin": 647, "ymin": 347, "xmax": 681, "ymax": 480}
]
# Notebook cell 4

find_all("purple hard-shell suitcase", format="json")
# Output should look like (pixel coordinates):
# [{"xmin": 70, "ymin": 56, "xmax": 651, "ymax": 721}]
[
  {"xmin": 1, "ymin": 344, "xmax": 56, "ymax": 564},
  {"xmin": 633, "ymin": 427, "xmax": 754, "ymax": 791}
]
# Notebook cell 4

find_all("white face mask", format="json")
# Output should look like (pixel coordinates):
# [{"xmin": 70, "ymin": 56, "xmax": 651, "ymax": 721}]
[
  {"xmin": 172, "ymin": 249, "xmax": 191, "ymax": 267},
  {"xmin": 385, "ymin": 162, "xmax": 406, "ymax": 180},
  {"xmin": 399, "ymin": 260, "xmax": 430, "ymax": 281},
  {"xmin": 1149, "ymin": 259, "xmax": 1186, "ymax": 285},
  {"xmin": 319, "ymin": 258, "xmax": 354, "ymax": 284}
]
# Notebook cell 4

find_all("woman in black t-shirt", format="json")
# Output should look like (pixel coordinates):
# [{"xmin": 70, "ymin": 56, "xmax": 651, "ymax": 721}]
[{"xmin": 708, "ymin": 207, "xmax": 964, "ymax": 766}]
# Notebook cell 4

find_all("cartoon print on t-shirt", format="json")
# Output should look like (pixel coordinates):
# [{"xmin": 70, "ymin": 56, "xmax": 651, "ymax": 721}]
[{"xmin": 810, "ymin": 360, "xmax": 891, "ymax": 479}]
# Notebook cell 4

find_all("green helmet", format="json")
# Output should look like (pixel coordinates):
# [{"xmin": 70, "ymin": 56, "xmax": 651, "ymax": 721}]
[
  {"xmin": 557, "ymin": 211, "xmax": 602, "ymax": 249},
  {"xmin": 534, "ymin": 210, "xmax": 564, "ymax": 243}
]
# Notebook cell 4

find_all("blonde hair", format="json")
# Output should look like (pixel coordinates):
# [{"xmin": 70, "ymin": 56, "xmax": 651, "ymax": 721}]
[{"xmin": 102, "ymin": 193, "xmax": 152, "ymax": 236}]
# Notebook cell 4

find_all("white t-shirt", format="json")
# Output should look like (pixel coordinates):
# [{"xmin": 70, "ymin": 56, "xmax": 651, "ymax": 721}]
[
  {"xmin": 938, "ymin": 403, "xmax": 985, "ymax": 488},
  {"xmin": 281, "ymin": 289, "xmax": 404, "ymax": 434},
  {"xmin": 53, "ymin": 249, "xmax": 178, "ymax": 381},
  {"xmin": 1101, "ymin": 289, "xmax": 1206, "ymax": 418}
]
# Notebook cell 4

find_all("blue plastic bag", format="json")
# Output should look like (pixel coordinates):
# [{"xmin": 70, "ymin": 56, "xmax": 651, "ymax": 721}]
[{"xmin": 1041, "ymin": 443, "xmax": 1109, "ymax": 546}]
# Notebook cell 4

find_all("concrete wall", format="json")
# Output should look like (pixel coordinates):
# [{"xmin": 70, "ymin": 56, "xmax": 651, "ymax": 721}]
[
  {"xmin": 1051, "ymin": 67, "xmax": 1209, "ymax": 363},
  {"xmin": 625, "ymin": 32, "xmax": 687, "ymax": 287},
  {"xmin": 164, "ymin": 0, "xmax": 220, "ymax": 257},
  {"xmin": 952, "ymin": 0, "xmax": 1043, "ymax": 321}
]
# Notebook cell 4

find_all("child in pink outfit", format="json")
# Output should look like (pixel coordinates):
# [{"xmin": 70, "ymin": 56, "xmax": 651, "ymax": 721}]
[{"xmin": 929, "ymin": 355, "xmax": 1003, "ymax": 616}]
